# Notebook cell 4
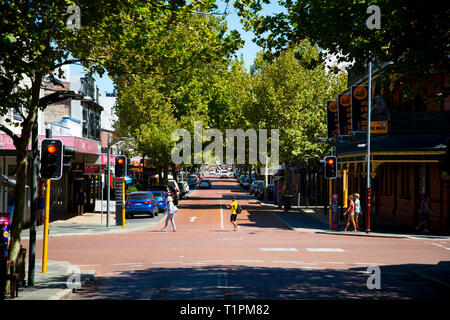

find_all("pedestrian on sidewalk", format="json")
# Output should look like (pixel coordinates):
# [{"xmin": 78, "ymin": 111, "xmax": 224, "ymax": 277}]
[
  {"xmin": 162, "ymin": 196, "xmax": 177, "ymax": 232},
  {"xmin": 343, "ymin": 195, "xmax": 357, "ymax": 232},
  {"xmin": 226, "ymin": 196, "xmax": 240, "ymax": 231},
  {"xmin": 76, "ymin": 187, "xmax": 87, "ymax": 216},
  {"xmin": 416, "ymin": 194, "xmax": 432, "ymax": 233},
  {"xmin": 37, "ymin": 192, "xmax": 45, "ymax": 225},
  {"xmin": 353, "ymin": 193, "xmax": 361, "ymax": 231}
]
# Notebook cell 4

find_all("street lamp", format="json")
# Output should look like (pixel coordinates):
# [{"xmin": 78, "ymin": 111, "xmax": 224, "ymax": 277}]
[{"xmin": 106, "ymin": 136, "xmax": 135, "ymax": 227}]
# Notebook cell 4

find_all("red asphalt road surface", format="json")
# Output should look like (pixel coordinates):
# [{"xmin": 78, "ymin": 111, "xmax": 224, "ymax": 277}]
[{"xmin": 22, "ymin": 176, "xmax": 450, "ymax": 299}]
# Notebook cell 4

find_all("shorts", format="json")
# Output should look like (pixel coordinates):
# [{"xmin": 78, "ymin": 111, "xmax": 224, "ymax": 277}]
[
  {"xmin": 230, "ymin": 214, "xmax": 237, "ymax": 222},
  {"xmin": 348, "ymin": 212, "xmax": 355, "ymax": 218},
  {"xmin": 355, "ymin": 210, "xmax": 362, "ymax": 216}
]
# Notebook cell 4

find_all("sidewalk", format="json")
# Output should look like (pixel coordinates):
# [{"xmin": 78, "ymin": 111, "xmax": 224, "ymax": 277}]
[
  {"xmin": 4, "ymin": 211, "xmax": 168, "ymax": 300},
  {"xmin": 4, "ymin": 259, "xmax": 95, "ymax": 300},
  {"xmin": 260, "ymin": 201, "xmax": 450, "ymax": 240},
  {"xmin": 258, "ymin": 201, "xmax": 450, "ymax": 290},
  {"xmin": 21, "ymin": 210, "xmax": 167, "ymax": 240}
]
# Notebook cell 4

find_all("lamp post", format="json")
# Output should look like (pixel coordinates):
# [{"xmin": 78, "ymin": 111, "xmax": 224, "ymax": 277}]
[
  {"xmin": 106, "ymin": 136, "xmax": 135, "ymax": 227},
  {"xmin": 366, "ymin": 60, "xmax": 373, "ymax": 233}
]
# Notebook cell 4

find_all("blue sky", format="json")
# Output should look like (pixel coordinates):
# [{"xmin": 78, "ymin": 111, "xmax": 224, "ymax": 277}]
[{"xmin": 71, "ymin": 1, "xmax": 284, "ymax": 95}]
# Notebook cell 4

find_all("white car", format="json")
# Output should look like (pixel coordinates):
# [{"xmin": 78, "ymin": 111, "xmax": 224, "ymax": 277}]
[{"xmin": 168, "ymin": 179, "xmax": 181, "ymax": 199}]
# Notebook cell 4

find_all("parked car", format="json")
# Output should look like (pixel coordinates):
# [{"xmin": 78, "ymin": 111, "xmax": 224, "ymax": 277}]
[
  {"xmin": 148, "ymin": 184, "xmax": 178, "ymax": 204},
  {"xmin": 220, "ymin": 170, "xmax": 228, "ymax": 178},
  {"xmin": 179, "ymin": 181, "xmax": 190, "ymax": 195},
  {"xmin": 257, "ymin": 184, "xmax": 275, "ymax": 201},
  {"xmin": 125, "ymin": 192, "xmax": 158, "ymax": 218},
  {"xmin": 250, "ymin": 180, "xmax": 265, "ymax": 195},
  {"xmin": 149, "ymin": 191, "xmax": 167, "ymax": 213},
  {"xmin": 187, "ymin": 177, "xmax": 196, "ymax": 188},
  {"xmin": 168, "ymin": 179, "xmax": 181, "ymax": 200},
  {"xmin": 189, "ymin": 175, "xmax": 199, "ymax": 185},
  {"xmin": 243, "ymin": 177, "xmax": 251, "ymax": 189},
  {"xmin": 199, "ymin": 179, "xmax": 212, "ymax": 189},
  {"xmin": 239, "ymin": 175, "xmax": 246, "ymax": 186}
]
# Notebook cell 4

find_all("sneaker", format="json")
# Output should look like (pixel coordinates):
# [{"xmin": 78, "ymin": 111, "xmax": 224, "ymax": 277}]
[{"xmin": 161, "ymin": 229, "xmax": 166, "ymax": 232}]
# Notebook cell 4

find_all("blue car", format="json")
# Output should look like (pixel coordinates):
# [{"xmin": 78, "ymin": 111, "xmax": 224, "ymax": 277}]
[
  {"xmin": 125, "ymin": 192, "xmax": 158, "ymax": 218},
  {"xmin": 150, "ymin": 191, "xmax": 167, "ymax": 213},
  {"xmin": 187, "ymin": 178, "xmax": 196, "ymax": 188}
]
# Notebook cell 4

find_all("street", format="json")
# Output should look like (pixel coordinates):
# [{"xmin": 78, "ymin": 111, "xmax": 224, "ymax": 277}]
[{"xmin": 23, "ymin": 176, "xmax": 450, "ymax": 300}]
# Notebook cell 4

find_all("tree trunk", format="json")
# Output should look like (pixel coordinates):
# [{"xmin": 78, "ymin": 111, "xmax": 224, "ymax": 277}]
[{"xmin": 8, "ymin": 137, "xmax": 29, "ymax": 262}]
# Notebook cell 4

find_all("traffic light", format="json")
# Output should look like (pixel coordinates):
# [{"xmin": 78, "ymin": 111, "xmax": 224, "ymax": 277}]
[
  {"xmin": 63, "ymin": 146, "xmax": 75, "ymax": 173},
  {"xmin": 40, "ymin": 139, "xmax": 63, "ymax": 179},
  {"xmin": 115, "ymin": 155, "xmax": 127, "ymax": 178},
  {"xmin": 324, "ymin": 156, "xmax": 337, "ymax": 179}
]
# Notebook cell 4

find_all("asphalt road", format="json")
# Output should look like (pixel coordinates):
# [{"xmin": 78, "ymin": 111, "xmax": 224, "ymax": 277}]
[{"xmin": 26, "ymin": 175, "xmax": 450, "ymax": 300}]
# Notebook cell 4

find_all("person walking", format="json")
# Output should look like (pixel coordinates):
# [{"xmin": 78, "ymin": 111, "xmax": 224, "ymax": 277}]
[
  {"xmin": 416, "ymin": 194, "xmax": 432, "ymax": 233},
  {"xmin": 353, "ymin": 193, "xmax": 361, "ymax": 231},
  {"xmin": 37, "ymin": 193, "xmax": 45, "ymax": 225},
  {"xmin": 162, "ymin": 196, "xmax": 177, "ymax": 232},
  {"xmin": 343, "ymin": 195, "xmax": 357, "ymax": 232},
  {"xmin": 226, "ymin": 196, "xmax": 240, "ymax": 231},
  {"xmin": 76, "ymin": 187, "xmax": 87, "ymax": 216}
]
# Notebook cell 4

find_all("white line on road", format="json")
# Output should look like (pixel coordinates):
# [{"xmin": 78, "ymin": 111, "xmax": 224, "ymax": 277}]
[
  {"xmin": 430, "ymin": 243, "xmax": 450, "ymax": 250},
  {"xmin": 260, "ymin": 248, "xmax": 298, "ymax": 252},
  {"xmin": 219, "ymin": 200, "xmax": 224, "ymax": 229},
  {"xmin": 306, "ymin": 248, "xmax": 345, "ymax": 252},
  {"xmin": 190, "ymin": 216, "xmax": 198, "ymax": 223}
]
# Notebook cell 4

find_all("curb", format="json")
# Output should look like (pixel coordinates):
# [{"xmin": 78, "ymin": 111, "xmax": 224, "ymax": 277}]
[{"xmin": 48, "ymin": 270, "xmax": 96, "ymax": 300}]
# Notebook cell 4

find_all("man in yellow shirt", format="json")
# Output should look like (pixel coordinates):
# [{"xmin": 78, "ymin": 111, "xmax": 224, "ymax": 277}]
[{"xmin": 226, "ymin": 196, "xmax": 240, "ymax": 231}]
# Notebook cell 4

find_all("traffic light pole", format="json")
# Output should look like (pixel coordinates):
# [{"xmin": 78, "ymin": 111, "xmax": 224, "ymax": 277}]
[
  {"xmin": 42, "ymin": 179, "xmax": 50, "ymax": 273},
  {"xmin": 107, "ymin": 134, "xmax": 111, "ymax": 227}
]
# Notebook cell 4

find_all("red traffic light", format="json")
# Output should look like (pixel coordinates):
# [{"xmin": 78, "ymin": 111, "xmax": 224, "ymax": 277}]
[
  {"xmin": 327, "ymin": 159, "xmax": 334, "ymax": 165},
  {"xmin": 117, "ymin": 158, "xmax": 124, "ymax": 164},
  {"xmin": 47, "ymin": 145, "xmax": 57, "ymax": 154}
]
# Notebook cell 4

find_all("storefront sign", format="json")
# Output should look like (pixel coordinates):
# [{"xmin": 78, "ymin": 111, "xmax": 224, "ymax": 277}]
[
  {"xmin": 0, "ymin": 134, "xmax": 99, "ymax": 154},
  {"xmin": 83, "ymin": 164, "xmax": 100, "ymax": 174},
  {"xmin": 351, "ymin": 85, "xmax": 369, "ymax": 132},
  {"xmin": 338, "ymin": 94, "xmax": 352, "ymax": 136},
  {"xmin": 327, "ymin": 100, "xmax": 339, "ymax": 139},
  {"xmin": 370, "ymin": 121, "xmax": 388, "ymax": 133}
]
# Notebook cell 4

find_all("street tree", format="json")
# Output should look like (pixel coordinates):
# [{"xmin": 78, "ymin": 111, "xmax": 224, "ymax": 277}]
[
  {"xmin": 233, "ymin": 0, "xmax": 449, "ymax": 83},
  {"xmin": 245, "ymin": 40, "xmax": 347, "ymax": 191}
]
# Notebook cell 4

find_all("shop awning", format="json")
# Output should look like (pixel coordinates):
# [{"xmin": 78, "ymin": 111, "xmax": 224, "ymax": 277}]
[{"xmin": 337, "ymin": 133, "xmax": 449, "ymax": 163}]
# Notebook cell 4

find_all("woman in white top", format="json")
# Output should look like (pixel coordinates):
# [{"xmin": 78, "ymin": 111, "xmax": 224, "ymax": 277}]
[
  {"xmin": 353, "ymin": 193, "xmax": 361, "ymax": 231},
  {"xmin": 162, "ymin": 196, "xmax": 177, "ymax": 232}
]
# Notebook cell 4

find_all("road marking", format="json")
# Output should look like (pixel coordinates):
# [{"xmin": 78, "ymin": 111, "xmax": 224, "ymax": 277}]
[
  {"xmin": 219, "ymin": 200, "xmax": 224, "ymax": 229},
  {"xmin": 260, "ymin": 248, "xmax": 298, "ymax": 252},
  {"xmin": 190, "ymin": 216, "xmax": 198, "ymax": 223},
  {"xmin": 77, "ymin": 264, "xmax": 102, "ymax": 267},
  {"xmin": 430, "ymin": 243, "xmax": 450, "ymax": 250},
  {"xmin": 306, "ymin": 248, "xmax": 345, "ymax": 252}
]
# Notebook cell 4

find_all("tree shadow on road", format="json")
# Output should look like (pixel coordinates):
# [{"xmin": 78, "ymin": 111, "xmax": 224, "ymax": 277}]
[{"xmin": 71, "ymin": 263, "xmax": 450, "ymax": 300}]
